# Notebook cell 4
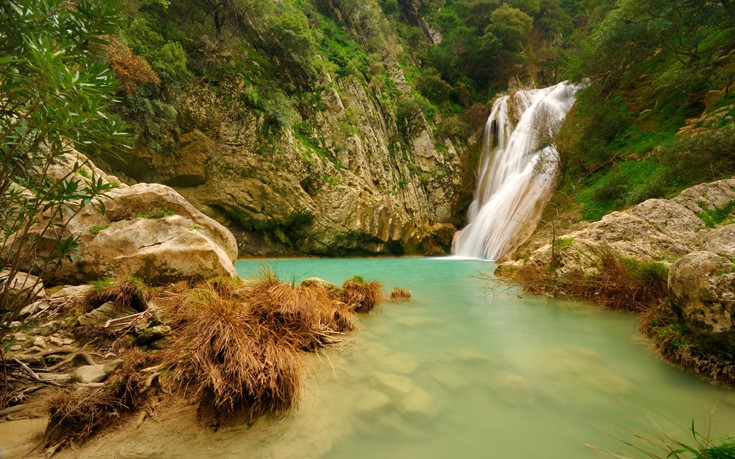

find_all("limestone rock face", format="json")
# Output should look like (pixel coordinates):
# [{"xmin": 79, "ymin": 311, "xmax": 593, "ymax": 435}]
[
  {"xmin": 506, "ymin": 178, "xmax": 735, "ymax": 275},
  {"xmin": 669, "ymin": 251, "xmax": 735, "ymax": 356},
  {"xmin": 106, "ymin": 64, "xmax": 468, "ymax": 257}
]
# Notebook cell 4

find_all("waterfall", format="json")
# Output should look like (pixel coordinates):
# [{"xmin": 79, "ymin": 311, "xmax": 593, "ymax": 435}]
[{"xmin": 453, "ymin": 82, "xmax": 579, "ymax": 260}]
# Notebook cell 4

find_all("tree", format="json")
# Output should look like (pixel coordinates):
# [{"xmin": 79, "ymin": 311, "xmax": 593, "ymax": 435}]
[
  {"xmin": 486, "ymin": 4, "xmax": 533, "ymax": 78},
  {"xmin": 0, "ymin": 0, "xmax": 127, "ymax": 324}
]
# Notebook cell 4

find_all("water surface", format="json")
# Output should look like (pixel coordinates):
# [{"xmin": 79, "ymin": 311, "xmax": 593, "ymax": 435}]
[
  {"xmin": 232, "ymin": 257, "xmax": 735, "ymax": 458},
  {"xmin": 73, "ymin": 257, "xmax": 735, "ymax": 458}
]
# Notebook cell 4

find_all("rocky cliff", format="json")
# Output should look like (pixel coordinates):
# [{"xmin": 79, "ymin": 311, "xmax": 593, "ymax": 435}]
[{"xmin": 104, "ymin": 2, "xmax": 469, "ymax": 257}]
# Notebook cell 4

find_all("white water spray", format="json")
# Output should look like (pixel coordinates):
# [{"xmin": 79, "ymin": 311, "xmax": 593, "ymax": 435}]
[{"xmin": 453, "ymin": 82, "xmax": 579, "ymax": 260}]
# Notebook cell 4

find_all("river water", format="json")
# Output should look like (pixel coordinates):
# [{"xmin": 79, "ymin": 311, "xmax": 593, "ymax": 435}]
[
  {"xmin": 66, "ymin": 257, "xmax": 735, "ymax": 458},
  {"xmin": 232, "ymin": 257, "xmax": 735, "ymax": 458}
]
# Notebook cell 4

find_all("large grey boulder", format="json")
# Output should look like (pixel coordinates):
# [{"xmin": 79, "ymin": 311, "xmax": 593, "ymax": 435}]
[
  {"xmin": 58, "ymin": 182, "xmax": 239, "ymax": 284},
  {"xmin": 10, "ymin": 155, "xmax": 239, "ymax": 285},
  {"xmin": 669, "ymin": 251, "xmax": 735, "ymax": 356}
]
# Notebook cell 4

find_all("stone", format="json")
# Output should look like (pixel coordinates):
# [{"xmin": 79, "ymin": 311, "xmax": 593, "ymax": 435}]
[
  {"xmin": 355, "ymin": 390, "xmax": 392, "ymax": 414},
  {"xmin": 32, "ymin": 337, "xmax": 46, "ymax": 348},
  {"xmin": 669, "ymin": 251, "xmax": 735, "ymax": 356},
  {"xmin": 73, "ymin": 360, "xmax": 122, "ymax": 384},
  {"xmin": 9, "ymin": 345, "xmax": 22, "ymax": 352},
  {"xmin": 136, "ymin": 325, "xmax": 171, "ymax": 345},
  {"xmin": 399, "ymin": 387, "xmax": 437, "ymax": 419},
  {"xmin": 301, "ymin": 278, "xmax": 340, "ymax": 292},
  {"xmin": 19, "ymin": 300, "xmax": 50, "ymax": 318},
  {"xmin": 13, "ymin": 332, "xmax": 28, "ymax": 342},
  {"xmin": 382, "ymin": 353, "xmax": 420, "ymax": 375},
  {"xmin": 49, "ymin": 336, "xmax": 65, "ymax": 347},
  {"xmin": 0, "ymin": 271, "xmax": 45, "ymax": 308},
  {"xmin": 49, "ymin": 285, "xmax": 93, "ymax": 302},
  {"xmin": 77, "ymin": 302, "xmax": 139, "ymax": 327},
  {"xmin": 370, "ymin": 371, "xmax": 416, "ymax": 395},
  {"xmin": 702, "ymin": 224, "xmax": 735, "ymax": 259}
]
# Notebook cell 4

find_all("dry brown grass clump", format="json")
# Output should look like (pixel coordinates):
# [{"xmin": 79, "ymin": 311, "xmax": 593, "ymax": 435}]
[
  {"xmin": 340, "ymin": 277, "xmax": 384, "ymax": 313},
  {"xmin": 249, "ymin": 274, "xmax": 357, "ymax": 350},
  {"xmin": 44, "ymin": 350, "xmax": 154, "ymax": 449},
  {"xmin": 162, "ymin": 287, "xmax": 302, "ymax": 425},
  {"xmin": 84, "ymin": 278, "xmax": 150, "ymax": 312},
  {"xmin": 45, "ymin": 390, "xmax": 117, "ymax": 448},
  {"xmin": 390, "ymin": 287, "xmax": 412, "ymax": 300},
  {"xmin": 509, "ymin": 247, "xmax": 668, "ymax": 312}
]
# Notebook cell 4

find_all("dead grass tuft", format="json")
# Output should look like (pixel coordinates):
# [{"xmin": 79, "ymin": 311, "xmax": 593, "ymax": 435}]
[
  {"xmin": 162, "ymin": 287, "xmax": 302, "ymax": 424},
  {"xmin": 248, "ymin": 273, "xmax": 357, "ymax": 350},
  {"xmin": 390, "ymin": 287, "xmax": 412, "ymax": 300},
  {"xmin": 84, "ymin": 278, "xmax": 149, "ymax": 312},
  {"xmin": 340, "ymin": 277, "xmax": 384, "ymax": 313}
]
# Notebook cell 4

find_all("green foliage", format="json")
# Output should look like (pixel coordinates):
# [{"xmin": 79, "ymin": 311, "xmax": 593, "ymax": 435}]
[
  {"xmin": 136, "ymin": 208, "xmax": 176, "ymax": 219},
  {"xmin": 89, "ymin": 225, "xmax": 110, "ymax": 235},
  {"xmin": 263, "ymin": 90, "xmax": 300, "ymax": 135},
  {"xmin": 0, "ymin": 0, "xmax": 127, "ymax": 321},
  {"xmin": 557, "ymin": 0, "xmax": 735, "ymax": 222},
  {"xmin": 698, "ymin": 201, "xmax": 735, "ymax": 229},
  {"xmin": 396, "ymin": 96, "xmax": 435, "ymax": 141}
]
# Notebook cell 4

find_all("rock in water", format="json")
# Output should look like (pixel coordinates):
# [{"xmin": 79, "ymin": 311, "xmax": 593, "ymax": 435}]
[{"xmin": 669, "ymin": 251, "xmax": 735, "ymax": 356}]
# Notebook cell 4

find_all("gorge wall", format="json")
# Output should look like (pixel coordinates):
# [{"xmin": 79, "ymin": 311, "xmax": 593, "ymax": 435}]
[{"xmin": 102, "ymin": 1, "xmax": 472, "ymax": 257}]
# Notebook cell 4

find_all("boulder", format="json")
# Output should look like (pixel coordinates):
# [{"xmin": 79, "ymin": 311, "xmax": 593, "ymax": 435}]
[
  {"xmin": 21, "ymin": 179, "xmax": 238, "ymax": 285},
  {"xmin": 669, "ymin": 251, "xmax": 735, "ymax": 356},
  {"xmin": 301, "ymin": 277, "xmax": 339, "ymax": 292},
  {"xmin": 0, "ymin": 271, "xmax": 46, "ymax": 309}
]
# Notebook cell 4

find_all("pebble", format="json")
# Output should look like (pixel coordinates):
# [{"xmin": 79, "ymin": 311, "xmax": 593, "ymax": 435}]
[
  {"xmin": 49, "ymin": 336, "xmax": 64, "ymax": 346},
  {"xmin": 73, "ymin": 360, "xmax": 123, "ymax": 384},
  {"xmin": 13, "ymin": 333, "xmax": 27, "ymax": 342},
  {"xmin": 9, "ymin": 345, "xmax": 21, "ymax": 352},
  {"xmin": 32, "ymin": 337, "xmax": 46, "ymax": 348}
]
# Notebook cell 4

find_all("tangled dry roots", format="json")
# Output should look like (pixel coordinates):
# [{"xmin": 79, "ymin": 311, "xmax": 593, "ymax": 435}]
[{"xmin": 44, "ymin": 350, "xmax": 153, "ymax": 448}]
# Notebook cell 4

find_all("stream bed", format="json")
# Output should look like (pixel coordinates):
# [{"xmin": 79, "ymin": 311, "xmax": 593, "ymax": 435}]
[{"xmin": 72, "ymin": 257, "xmax": 735, "ymax": 458}]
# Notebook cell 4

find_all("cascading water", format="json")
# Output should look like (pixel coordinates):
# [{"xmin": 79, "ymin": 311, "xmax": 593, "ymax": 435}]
[{"xmin": 453, "ymin": 82, "xmax": 579, "ymax": 260}]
